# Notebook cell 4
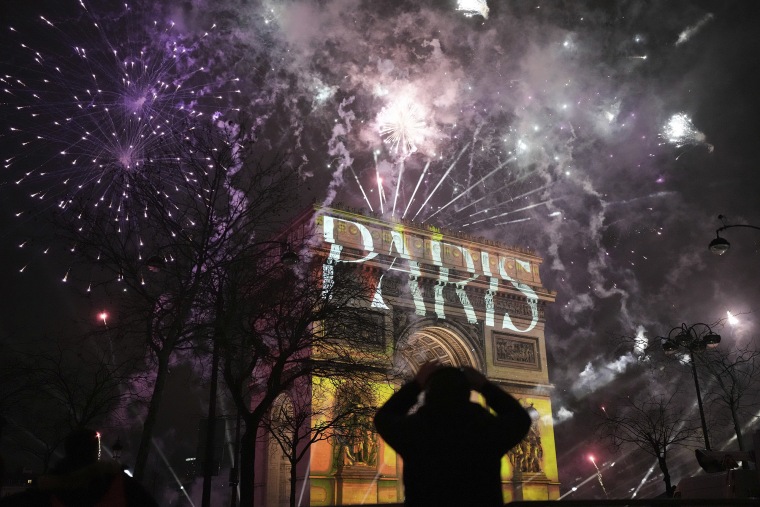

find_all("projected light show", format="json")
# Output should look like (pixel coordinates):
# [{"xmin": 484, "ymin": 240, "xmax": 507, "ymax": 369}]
[{"xmin": 2, "ymin": 0, "xmax": 759, "ymax": 504}]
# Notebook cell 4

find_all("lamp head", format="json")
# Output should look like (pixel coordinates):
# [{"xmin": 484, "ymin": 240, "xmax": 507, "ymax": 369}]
[
  {"xmin": 709, "ymin": 235, "xmax": 730, "ymax": 255},
  {"xmin": 675, "ymin": 331, "xmax": 692, "ymax": 346},
  {"xmin": 661, "ymin": 338, "xmax": 678, "ymax": 355},
  {"xmin": 279, "ymin": 246, "xmax": 300, "ymax": 266},
  {"xmin": 703, "ymin": 332, "xmax": 721, "ymax": 348}
]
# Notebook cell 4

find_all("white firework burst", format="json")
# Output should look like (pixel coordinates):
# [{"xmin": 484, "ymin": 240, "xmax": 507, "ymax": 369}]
[
  {"xmin": 377, "ymin": 99, "xmax": 427, "ymax": 156},
  {"xmin": 661, "ymin": 113, "xmax": 705, "ymax": 146},
  {"xmin": 456, "ymin": 0, "xmax": 490, "ymax": 19}
]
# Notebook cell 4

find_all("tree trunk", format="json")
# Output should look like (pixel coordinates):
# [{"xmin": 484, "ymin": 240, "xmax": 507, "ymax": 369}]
[
  {"xmin": 657, "ymin": 455, "xmax": 674, "ymax": 497},
  {"xmin": 134, "ymin": 352, "xmax": 170, "ymax": 481},
  {"xmin": 239, "ymin": 425, "xmax": 258, "ymax": 507},
  {"xmin": 731, "ymin": 405, "xmax": 745, "ymax": 450},
  {"xmin": 289, "ymin": 455, "xmax": 297, "ymax": 507},
  {"xmin": 202, "ymin": 340, "xmax": 220, "ymax": 507}
]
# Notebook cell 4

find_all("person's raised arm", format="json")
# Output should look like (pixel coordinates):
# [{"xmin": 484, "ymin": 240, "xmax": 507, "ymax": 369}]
[
  {"xmin": 374, "ymin": 361, "xmax": 440, "ymax": 452},
  {"xmin": 461, "ymin": 367, "xmax": 531, "ymax": 450}
]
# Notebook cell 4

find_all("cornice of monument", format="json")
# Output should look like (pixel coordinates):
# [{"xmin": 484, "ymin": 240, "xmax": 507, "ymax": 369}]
[{"xmin": 314, "ymin": 202, "xmax": 543, "ymax": 261}]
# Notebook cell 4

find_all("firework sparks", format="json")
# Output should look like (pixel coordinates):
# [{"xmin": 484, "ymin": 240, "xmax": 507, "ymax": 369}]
[
  {"xmin": 377, "ymin": 98, "xmax": 427, "ymax": 157},
  {"xmin": 660, "ymin": 113, "xmax": 713, "ymax": 152},
  {"xmin": 3, "ymin": 1, "xmax": 238, "ymax": 273},
  {"xmin": 456, "ymin": 0, "xmax": 490, "ymax": 19}
]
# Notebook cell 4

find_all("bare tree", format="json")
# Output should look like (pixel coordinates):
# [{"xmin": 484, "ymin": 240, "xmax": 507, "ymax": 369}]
[
  {"xmin": 596, "ymin": 389, "xmax": 702, "ymax": 497},
  {"xmin": 699, "ymin": 342, "xmax": 760, "ymax": 451},
  {"xmin": 56, "ymin": 119, "xmax": 296, "ymax": 481},
  {"xmin": 217, "ymin": 254, "xmax": 391, "ymax": 507},
  {"xmin": 1, "ymin": 336, "xmax": 139, "ymax": 472},
  {"xmin": 262, "ymin": 376, "xmax": 380, "ymax": 507}
]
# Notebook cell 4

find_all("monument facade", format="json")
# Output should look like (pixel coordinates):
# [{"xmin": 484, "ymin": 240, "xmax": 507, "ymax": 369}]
[{"xmin": 263, "ymin": 205, "xmax": 559, "ymax": 505}]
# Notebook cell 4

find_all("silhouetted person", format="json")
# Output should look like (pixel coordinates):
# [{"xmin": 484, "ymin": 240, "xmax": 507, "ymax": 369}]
[
  {"xmin": 1, "ymin": 428, "xmax": 157, "ymax": 507},
  {"xmin": 374, "ymin": 361, "xmax": 531, "ymax": 507}
]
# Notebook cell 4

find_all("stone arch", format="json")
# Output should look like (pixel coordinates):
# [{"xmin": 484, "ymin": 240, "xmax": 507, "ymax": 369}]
[{"xmin": 394, "ymin": 317, "xmax": 484, "ymax": 373}]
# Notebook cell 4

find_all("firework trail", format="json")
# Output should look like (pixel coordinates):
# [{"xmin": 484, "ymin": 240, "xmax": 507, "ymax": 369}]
[
  {"xmin": 675, "ymin": 13, "xmax": 715, "ymax": 46},
  {"xmin": 411, "ymin": 144, "xmax": 470, "ymax": 221},
  {"xmin": 402, "ymin": 160, "xmax": 430, "ymax": 220},
  {"xmin": 589, "ymin": 455, "xmax": 609, "ymax": 498}
]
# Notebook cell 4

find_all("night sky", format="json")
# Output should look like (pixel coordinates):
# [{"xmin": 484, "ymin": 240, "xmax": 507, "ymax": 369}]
[{"xmin": 2, "ymin": 0, "xmax": 760, "ymax": 500}]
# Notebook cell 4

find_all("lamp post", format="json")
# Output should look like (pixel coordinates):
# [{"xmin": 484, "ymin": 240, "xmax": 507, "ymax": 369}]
[
  {"xmin": 708, "ymin": 215, "xmax": 760, "ymax": 255},
  {"xmin": 657, "ymin": 323, "xmax": 721, "ymax": 450}
]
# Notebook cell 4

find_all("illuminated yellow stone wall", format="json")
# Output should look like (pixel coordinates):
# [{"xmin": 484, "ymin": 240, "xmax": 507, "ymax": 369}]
[{"xmin": 308, "ymin": 378, "xmax": 559, "ymax": 504}]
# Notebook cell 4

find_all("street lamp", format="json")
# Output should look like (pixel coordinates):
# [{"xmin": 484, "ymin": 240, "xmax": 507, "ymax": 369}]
[
  {"xmin": 708, "ymin": 215, "xmax": 760, "ymax": 255},
  {"xmin": 657, "ymin": 323, "xmax": 721, "ymax": 450}
]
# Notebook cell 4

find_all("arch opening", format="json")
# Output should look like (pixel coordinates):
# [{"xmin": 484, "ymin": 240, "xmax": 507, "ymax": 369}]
[{"xmin": 395, "ymin": 324, "xmax": 480, "ymax": 373}]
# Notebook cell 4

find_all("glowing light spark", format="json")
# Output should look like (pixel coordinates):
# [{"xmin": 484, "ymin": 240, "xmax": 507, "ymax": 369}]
[
  {"xmin": 378, "ymin": 99, "xmax": 426, "ymax": 156},
  {"xmin": 463, "ymin": 199, "xmax": 553, "ymax": 227},
  {"xmin": 589, "ymin": 455, "xmax": 609, "ymax": 498},
  {"xmin": 402, "ymin": 160, "xmax": 430, "ymax": 219},
  {"xmin": 661, "ymin": 113, "xmax": 713, "ymax": 152},
  {"xmin": 391, "ymin": 159, "xmax": 406, "ymax": 217},
  {"xmin": 727, "ymin": 310, "xmax": 738, "ymax": 326},
  {"xmin": 427, "ymin": 157, "xmax": 516, "ymax": 221},
  {"xmin": 676, "ymin": 13, "xmax": 715, "ymax": 46},
  {"xmin": 99, "ymin": 311, "xmax": 108, "ymax": 325},
  {"xmin": 373, "ymin": 152, "xmax": 386, "ymax": 214},
  {"xmin": 456, "ymin": 0, "xmax": 490, "ymax": 19},
  {"xmin": 348, "ymin": 166, "xmax": 373, "ymax": 212},
  {"xmin": 494, "ymin": 217, "xmax": 531, "ymax": 226},
  {"xmin": 412, "ymin": 144, "xmax": 470, "ymax": 221}
]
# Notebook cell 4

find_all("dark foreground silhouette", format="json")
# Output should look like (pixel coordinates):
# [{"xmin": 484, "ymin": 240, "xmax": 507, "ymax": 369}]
[
  {"xmin": 374, "ymin": 361, "xmax": 531, "ymax": 507},
  {"xmin": 1, "ymin": 428, "xmax": 157, "ymax": 507}
]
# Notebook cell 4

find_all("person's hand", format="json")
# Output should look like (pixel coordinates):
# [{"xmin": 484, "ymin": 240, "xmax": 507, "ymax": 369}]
[
  {"xmin": 461, "ymin": 366, "xmax": 488, "ymax": 391},
  {"xmin": 414, "ymin": 360, "xmax": 441, "ymax": 388}
]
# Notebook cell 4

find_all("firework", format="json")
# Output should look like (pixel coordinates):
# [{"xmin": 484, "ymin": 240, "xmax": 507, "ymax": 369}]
[
  {"xmin": 456, "ymin": 0, "xmax": 490, "ymax": 19},
  {"xmin": 3, "ymin": 1, "xmax": 238, "ymax": 271},
  {"xmin": 377, "ymin": 98, "xmax": 427, "ymax": 157},
  {"xmin": 660, "ymin": 113, "xmax": 713, "ymax": 152}
]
